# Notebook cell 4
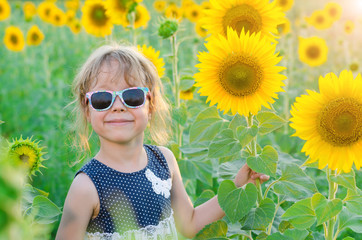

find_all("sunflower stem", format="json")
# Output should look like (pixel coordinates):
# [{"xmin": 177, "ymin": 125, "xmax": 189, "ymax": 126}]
[
  {"xmin": 170, "ymin": 34, "xmax": 182, "ymax": 158},
  {"xmin": 247, "ymin": 115, "xmax": 263, "ymax": 204},
  {"xmin": 326, "ymin": 169, "xmax": 338, "ymax": 240}
]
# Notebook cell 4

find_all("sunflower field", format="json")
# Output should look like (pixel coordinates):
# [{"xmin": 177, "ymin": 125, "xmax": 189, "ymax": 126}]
[{"xmin": 0, "ymin": 0, "xmax": 362, "ymax": 239}]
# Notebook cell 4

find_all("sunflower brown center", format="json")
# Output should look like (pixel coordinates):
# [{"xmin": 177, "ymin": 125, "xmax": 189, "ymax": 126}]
[
  {"xmin": 223, "ymin": 4, "xmax": 262, "ymax": 36},
  {"xmin": 19, "ymin": 154, "xmax": 30, "ymax": 163},
  {"xmin": 192, "ymin": 10, "xmax": 199, "ymax": 18},
  {"xmin": 91, "ymin": 5, "xmax": 109, "ymax": 26},
  {"xmin": 318, "ymin": 98, "xmax": 362, "ymax": 146},
  {"xmin": 45, "ymin": 8, "xmax": 51, "ymax": 17},
  {"xmin": 116, "ymin": 0, "xmax": 128, "ymax": 10},
  {"xmin": 279, "ymin": 0, "xmax": 288, "ymax": 7},
  {"xmin": 306, "ymin": 45, "xmax": 320, "ymax": 59},
  {"xmin": 55, "ymin": 14, "xmax": 60, "ymax": 23},
  {"xmin": 0, "ymin": 5, "xmax": 3, "ymax": 13},
  {"xmin": 350, "ymin": 63, "xmax": 358, "ymax": 71},
  {"xmin": 32, "ymin": 33, "xmax": 39, "ymax": 42},
  {"xmin": 316, "ymin": 15, "xmax": 325, "ymax": 24},
  {"xmin": 10, "ymin": 34, "xmax": 18, "ymax": 44},
  {"xmin": 329, "ymin": 8, "xmax": 337, "ymax": 17},
  {"xmin": 218, "ymin": 54, "xmax": 263, "ymax": 97}
]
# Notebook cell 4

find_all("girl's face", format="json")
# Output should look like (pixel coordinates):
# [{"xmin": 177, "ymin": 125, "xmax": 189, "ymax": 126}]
[{"xmin": 86, "ymin": 60, "xmax": 151, "ymax": 146}]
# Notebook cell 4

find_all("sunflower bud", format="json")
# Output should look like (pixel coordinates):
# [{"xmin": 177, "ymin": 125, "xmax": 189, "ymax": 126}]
[
  {"xmin": 8, "ymin": 136, "xmax": 46, "ymax": 177},
  {"xmin": 158, "ymin": 19, "xmax": 178, "ymax": 39}
]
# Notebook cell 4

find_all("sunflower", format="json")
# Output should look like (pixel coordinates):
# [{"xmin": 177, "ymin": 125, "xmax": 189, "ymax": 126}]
[
  {"xmin": 8, "ymin": 136, "xmax": 46, "ymax": 176},
  {"xmin": 305, "ymin": 10, "xmax": 333, "ymax": 30},
  {"xmin": 195, "ymin": 20, "xmax": 208, "ymax": 37},
  {"xmin": 344, "ymin": 20, "xmax": 354, "ymax": 34},
  {"xmin": 137, "ymin": 44, "xmax": 165, "ymax": 78},
  {"xmin": 81, "ymin": 0, "xmax": 113, "ymax": 37},
  {"xmin": 180, "ymin": 89, "xmax": 194, "ymax": 100},
  {"xmin": 182, "ymin": 0, "xmax": 195, "ymax": 9},
  {"xmin": 201, "ymin": 1, "xmax": 211, "ymax": 10},
  {"xmin": 65, "ymin": 10, "xmax": 76, "ymax": 25},
  {"xmin": 324, "ymin": 2, "xmax": 342, "ymax": 22},
  {"xmin": 26, "ymin": 25, "xmax": 44, "ymax": 46},
  {"xmin": 153, "ymin": 0, "xmax": 166, "ymax": 13},
  {"xmin": 69, "ymin": 18, "xmax": 82, "ymax": 34},
  {"xmin": 277, "ymin": 17, "xmax": 291, "ymax": 35},
  {"xmin": 23, "ymin": 1, "xmax": 37, "ymax": 21},
  {"xmin": 298, "ymin": 36, "xmax": 328, "ymax": 67},
  {"xmin": 105, "ymin": 0, "xmax": 131, "ymax": 25},
  {"xmin": 275, "ymin": 0, "xmax": 294, "ymax": 12},
  {"xmin": 349, "ymin": 62, "xmax": 359, "ymax": 72},
  {"xmin": 0, "ymin": 0, "xmax": 11, "ymax": 21},
  {"xmin": 185, "ymin": 4, "xmax": 202, "ymax": 23},
  {"xmin": 165, "ymin": 4, "xmax": 183, "ymax": 20},
  {"xmin": 290, "ymin": 70, "xmax": 362, "ymax": 173},
  {"xmin": 202, "ymin": 0, "xmax": 285, "ymax": 42},
  {"xmin": 65, "ymin": 0, "xmax": 80, "ymax": 10},
  {"xmin": 194, "ymin": 27, "xmax": 286, "ymax": 116},
  {"xmin": 51, "ymin": 7, "xmax": 66, "ymax": 26},
  {"xmin": 37, "ymin": 1, "xmax": 56, "ymax": 24},
  {"xmin": 3, "ymin": 26, "xmax": 25, "ymax": 52},
  {"xmin": 123, "ymin": 4, "xmax": 150, "ymax": 29}
]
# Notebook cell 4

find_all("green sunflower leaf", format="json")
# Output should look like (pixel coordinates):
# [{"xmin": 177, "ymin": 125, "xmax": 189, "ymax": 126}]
[
  {"xmin": 178, "ymin": 159, "xmax": 213, "ymax": 186},
  {"xmin": 311, "ymin": 193, "xmax": 342, "ymax": 226},
  {"xmin": 281, "ymin": 198, "xmax": 316, "ymax": 229},
  {"xmin": 236, "ymin": 125, "xmax": 259, "ymax": 148},
  {"xmin": 209, "ymin": 129, "xmax": 242, "ymax": 158},
  {"xmin": 247, "ymin": 145, "xmax": 278, "ymax": 178},
  {"xmin": 338, "ymin": 207, "xmax": 362, "ymax": 234},
  {"xmin": 240, "ymin": 198, "xmax": 275, "ymax": 230},
  {"xmin": 273, "ymin": 163, "xmax": 318, "ymax": 201},
  {"xmin": 218, "ymin": 181, "xmax": 257, "ymax": 223},
  {"xmin": 28, "ymin": 195, "xmax": 61, "ymax": 224},
  {"xmin": 345, "ymin": 194, "xmax": 362, "ymax": 215},
  {"xmin": 194, "ymin": 190, "xmax": 215, "ymax": 207},
  {"xmin": 194, "ymin": 220, "xmax": 228, "ymax": 239},
  {"xmin": 266, "ymin": 232, "xmax": 290, "ymax": 240},
  {"xmin": 284, "ymin": 229, "xmax": 309, "ymax": 240},
  {"xmin": 330, "ymin": 170, "xmax": 356, "ymax": 190},
  {"xmin": 256, "ymin": 111, "xmax": 287, "ymax": 135},
  {"xmin": 189, "ymin": 107, "xmax": 226, "ymax": 143}
]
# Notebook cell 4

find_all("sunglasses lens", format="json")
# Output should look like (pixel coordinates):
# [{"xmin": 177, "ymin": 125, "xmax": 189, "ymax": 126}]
[
  {"xmin": 91, "ymin": 92, "xmax": 113, "ymax": 110},
  {"xmin": 122, "ymin": 89, "xmax": 145, "ymax": 107}
]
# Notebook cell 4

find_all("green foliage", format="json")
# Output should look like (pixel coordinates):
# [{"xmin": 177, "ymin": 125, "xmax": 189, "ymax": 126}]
[
  {"xmin": 218, "ymin": 181, "xmax": 258, "ymax": 223},
  {"xmin": 240, "ymin": 198, "xmax": 275, "ymax": 230},
  {"xmin": 311, "ymin": 193, "xmax": 342, "ymax": 226},
  {"xmin": 247, "ymin": 145, "xmax": 278, "ymax": 178},
  {"xmin": 273, "ymin": 163, "xmax": 318, "ymax": 201},
  {"xmin": 281, "ymin": 198, "xmax": 316, "ymax": 229},
  {"xmin": 194, "ymin": 220, "xmax": 228, "ymax": 239}
]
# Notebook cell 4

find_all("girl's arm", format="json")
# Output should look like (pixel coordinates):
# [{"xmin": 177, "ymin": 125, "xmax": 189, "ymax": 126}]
[
  {"xmin": 56, "ymin": 173, "xmax": 98, "ymax": 240},
  {"xmin": 159, "ymin": 147, "xmax": 269, "ymax": 239}
]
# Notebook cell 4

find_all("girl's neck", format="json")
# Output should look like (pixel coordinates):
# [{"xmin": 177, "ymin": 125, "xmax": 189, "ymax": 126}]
[{"xmin": 95, "ymin": 138, "xmax": 146, "ymax": 168}]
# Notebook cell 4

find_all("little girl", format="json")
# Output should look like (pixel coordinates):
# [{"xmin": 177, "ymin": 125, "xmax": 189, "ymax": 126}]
[{"xmin": 56, "ymin": 44, "xmax": 269, "ymax": 240}]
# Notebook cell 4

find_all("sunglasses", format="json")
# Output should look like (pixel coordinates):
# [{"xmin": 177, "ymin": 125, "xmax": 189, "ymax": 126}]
[{"xmin": 86, "ymin": 87, "xmax": 149, "ymax": 111}]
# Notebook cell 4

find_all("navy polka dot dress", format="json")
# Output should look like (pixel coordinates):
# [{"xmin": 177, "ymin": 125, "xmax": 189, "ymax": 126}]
[{"xmin": 75, "ymin": 144, "xmax": 178, "ymax": 240}]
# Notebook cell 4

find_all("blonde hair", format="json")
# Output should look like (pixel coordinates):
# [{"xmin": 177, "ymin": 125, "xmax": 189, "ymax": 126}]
[{"xmin": 69, "ymin": 43, "xmax": 171, "ymax": 156}]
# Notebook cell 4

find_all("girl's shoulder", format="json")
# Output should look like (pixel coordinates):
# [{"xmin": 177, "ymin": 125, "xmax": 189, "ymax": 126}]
[{"xmin": 152, "ymin": 145, "xmax": 176, "ymax": 181}]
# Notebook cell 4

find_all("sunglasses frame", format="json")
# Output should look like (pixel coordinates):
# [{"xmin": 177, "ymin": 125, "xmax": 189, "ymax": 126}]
[{"xmin": 86, "ymin": 87, "xmax": 149, "ymax": 111}]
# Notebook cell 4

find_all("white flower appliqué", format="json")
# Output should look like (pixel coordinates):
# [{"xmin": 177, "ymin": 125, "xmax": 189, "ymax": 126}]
[{"xmin": 145, "ymin": 169, "xmax": 172, "ymax": 198}]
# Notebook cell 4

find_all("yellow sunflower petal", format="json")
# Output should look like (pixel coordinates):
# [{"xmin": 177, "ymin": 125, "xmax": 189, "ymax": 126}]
[
  {"xmin": 194, "ymin": 27, "xmax": 286, "ymax": 116},
  {"xmin": 290, "ymin": 70, "xmax": 362, "ymax": 173}
]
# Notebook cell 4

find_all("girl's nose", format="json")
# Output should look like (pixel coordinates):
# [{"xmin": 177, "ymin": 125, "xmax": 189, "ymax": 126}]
[{"xmin": 111, "ymin": 95, "xmax": 126, "ymax": 112}]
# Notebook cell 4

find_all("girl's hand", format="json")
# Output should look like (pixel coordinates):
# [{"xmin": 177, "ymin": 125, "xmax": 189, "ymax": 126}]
[{"xmin": 233, "ymin": 163, "xmax": 270, "ymax": 188}]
